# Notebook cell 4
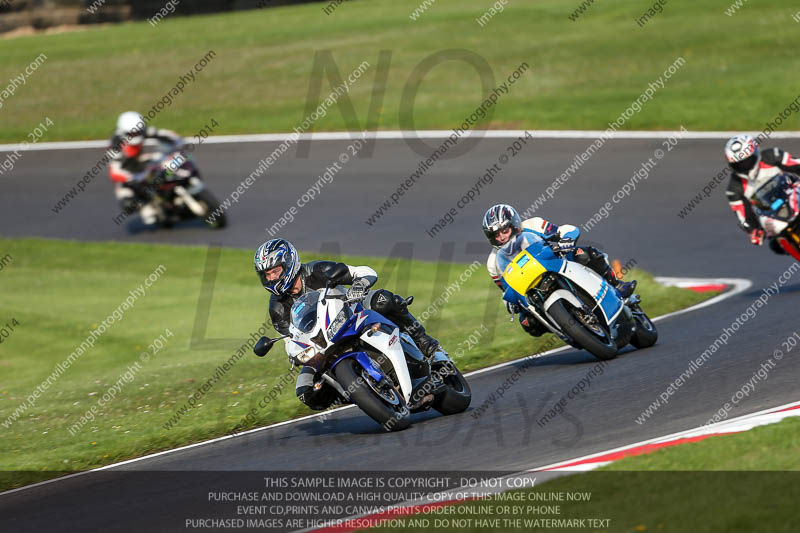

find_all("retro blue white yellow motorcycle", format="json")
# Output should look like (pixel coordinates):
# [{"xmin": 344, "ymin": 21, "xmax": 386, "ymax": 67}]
[
  {"xmin": 498, "ymin": 231, "xmax": 657, "ymax": 360},
  {"xmin": 254, "ymin": 286, "xmax": 471, "ymax": 431}
]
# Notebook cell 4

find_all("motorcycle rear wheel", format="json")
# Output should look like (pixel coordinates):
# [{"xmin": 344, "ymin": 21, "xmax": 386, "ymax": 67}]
[
  {"xmin": 630, "ymin": 306, "xmax": 658, "ymax": 349},
  {"xmin": 432, "ymin": 365, "xmax": 471, "ymax": 415},
  {"xmin": 195, "ymin": 190, "xmax": 227, "ymax": 229}
]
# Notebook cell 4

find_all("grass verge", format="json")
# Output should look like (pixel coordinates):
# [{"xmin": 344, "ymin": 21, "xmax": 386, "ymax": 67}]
[
  {"xmin": 0, "ymin": 237, "xmax": 715, "ymax": 490},
  {"xmin": 0, "ymin": 0, "xmax": 799, "ymax": 143}
]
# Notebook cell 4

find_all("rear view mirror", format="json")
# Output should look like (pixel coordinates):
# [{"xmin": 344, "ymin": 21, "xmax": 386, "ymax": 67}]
[{"xmin": 254, "ymin": 336, "xmax": 283, "ymax": 357}]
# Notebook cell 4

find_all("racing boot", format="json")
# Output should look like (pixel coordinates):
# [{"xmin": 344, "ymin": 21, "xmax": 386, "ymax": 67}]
[
  {"xmin": 395, "ymin": 311, "xmax": 441, "ymax": 358},
  {"xmin": 597, "ymin": 262, "xmax": 636, "ymax": 299},
  {"xmin": 615, "ymin": 280, "xmax": 637, "ymax": 299},
  {"xmin": 371, "ymin": 290, "xmax": 442, "ymax": 358},
  {"xmin": 576, "ymin": 247, "xmax": 636, "ymax": 299}
]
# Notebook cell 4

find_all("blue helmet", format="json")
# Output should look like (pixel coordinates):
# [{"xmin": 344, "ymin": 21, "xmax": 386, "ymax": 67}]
[{"xmin": 254, "ymin": 239, "xmax": 301, "ymax": 296}]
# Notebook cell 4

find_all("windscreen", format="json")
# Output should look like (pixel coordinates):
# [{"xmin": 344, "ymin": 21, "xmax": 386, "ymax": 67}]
[
  {"xmin": 290, "ymin": 291, "xmax": 320, "ymax": 333},
  {"xmin": 496, "ymin": 232, "xmax": 544, "ymax": 276},
  {"xmin": 753, "ymin": 174, "xmax": 790, "ymax": 212}
]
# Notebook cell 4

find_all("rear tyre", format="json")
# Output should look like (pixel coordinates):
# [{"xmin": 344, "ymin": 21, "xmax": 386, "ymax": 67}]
[
  {"xmin": 630, "ymin": 309, "xmax": 658, "ymax": 349},
  {"xmin": 432, "ymin": 366, "xmax": 471, "ymax": 415},
  {"xmin": 548, "ymin": 300, "xmax": 617, "ymax": 360},
  {"xmin": 334, "ymin": 358, "xmax": 410, "ymax": 431},
  {"xmin": 195, "ymin": 189, "xmax": 227, "ymax": 229}
]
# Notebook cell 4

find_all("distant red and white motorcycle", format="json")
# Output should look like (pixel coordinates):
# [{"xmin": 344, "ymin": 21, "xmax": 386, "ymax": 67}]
[
  {"xmin": 749, "ymin": 173, "xmax": 800, "ymax": 260},
  {"xmin": 125, "ymin": 142, "xmax": 227, "ymax": 230}
]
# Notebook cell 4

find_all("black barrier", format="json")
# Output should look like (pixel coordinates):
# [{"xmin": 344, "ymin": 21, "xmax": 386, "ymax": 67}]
[{"xmin": 2, "ymin": 471, "xmax": 800, "ymax": 532}]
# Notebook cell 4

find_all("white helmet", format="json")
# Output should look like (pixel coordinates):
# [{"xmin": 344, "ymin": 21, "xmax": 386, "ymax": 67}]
[
  {"xmin": 116, "ymin": 111, "xmax": 146, "ymax": 157},
  {"xmin": 724, "ymin": 134, "xmax": 760, "ymax": 179}
]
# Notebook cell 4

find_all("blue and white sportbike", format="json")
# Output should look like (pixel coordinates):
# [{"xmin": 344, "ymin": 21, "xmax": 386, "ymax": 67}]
[
  {"xmin": 498, "ymin": 231, "xmax": 657, "ymax": 360},
  {"xmin": 254, "ymin": 287, "xmax": 471, "ymax": 431}
]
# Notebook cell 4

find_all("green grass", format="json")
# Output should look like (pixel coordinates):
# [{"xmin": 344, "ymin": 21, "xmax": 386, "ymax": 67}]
[
  {"xmin": 1, "ymin": 0, "xmax": 799, "ymax": 143},
  {"xmin": 0, "ymin": 237, "xmax": 714, "ymax": 490},
  {"xmin": 372, "ymin": 418, "xmax": 800, "ymax": 532}
]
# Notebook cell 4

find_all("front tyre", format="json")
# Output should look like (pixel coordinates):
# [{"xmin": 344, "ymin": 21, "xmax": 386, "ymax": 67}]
[
  {"xmin": 548, "ymin": 300, "xmax": 618, "ymax": 360},
  {"xmin": 334, "ymin": 358, "xmax": 410, "ymax": 431},
  {"xmin": 195, "ymin": 189, "xmax": 227, "ymax": 229},
  {"xmin": 432, "ymin": 365, "xmax": 471, "ymax": 415}
]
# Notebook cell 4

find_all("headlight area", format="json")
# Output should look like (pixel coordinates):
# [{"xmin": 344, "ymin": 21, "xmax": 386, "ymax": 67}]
[
  {"xmin": 326, "ymin": 308, "xmax": 349, "ymax": 339},
  {"xmin": 295, "ymin": 345, "xmax": 318, "ymax": 364}
]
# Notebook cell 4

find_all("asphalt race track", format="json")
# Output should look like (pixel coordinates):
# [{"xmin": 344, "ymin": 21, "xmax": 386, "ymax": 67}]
[{"xmin": 2, "ymin": 136, "xmax": 800, "ymax": 531}]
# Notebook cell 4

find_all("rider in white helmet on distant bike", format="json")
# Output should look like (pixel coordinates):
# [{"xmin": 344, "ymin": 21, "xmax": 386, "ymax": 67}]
[
  {"xmin": 482, "ymin": 204, "xmax": 636, "ymax": 337},
  {"xmin": 107, "ymin": 111, "xmax": 183, "ymax": 225},
  {"xmin": 724, "ymin": 134, "xmax": 800, "ymax": 255}
]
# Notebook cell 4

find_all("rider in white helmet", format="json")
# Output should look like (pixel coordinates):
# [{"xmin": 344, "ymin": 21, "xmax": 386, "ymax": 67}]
[
  {"xmin": 108, "ymin": 111, "xmax": 183, "ymax": 225},
  {"xmin": 724, "ymin": 134, "xmax": 800, "ymax": 254}
]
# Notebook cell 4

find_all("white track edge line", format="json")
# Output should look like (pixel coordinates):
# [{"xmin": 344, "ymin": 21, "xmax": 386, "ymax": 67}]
[
  {"xmin": 3, "ymin": 131, "xmax": 800, "ymax": 152},
  {"xmin": 531, "ymin": 399, "xmax": 800, "ymax": 471},
  {"xmin": 0, "ymin": 276, "xmax": 748, "ymax": 498}
]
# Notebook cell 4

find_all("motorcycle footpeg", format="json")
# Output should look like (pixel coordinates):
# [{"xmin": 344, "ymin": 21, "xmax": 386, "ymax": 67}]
[
  {"xmin": 407, "ymin": 377, "xmax": 442, "ymax": 410},
  {"xmin": 628, "ymin": 294, "xmax": 641, "ymax": 305},
  {"xmin": 425, "ymin": 347, "xmax": 449, "ymax": 363}
]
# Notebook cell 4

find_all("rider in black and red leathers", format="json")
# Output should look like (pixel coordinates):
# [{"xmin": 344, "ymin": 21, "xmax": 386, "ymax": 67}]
[
  {"xmin": 725, "ymin": 134, "xmax": 800, "ymax": 255},
  {"xmin": 108, "ymin": 111, "xmax": 183, "ymax": 223}
]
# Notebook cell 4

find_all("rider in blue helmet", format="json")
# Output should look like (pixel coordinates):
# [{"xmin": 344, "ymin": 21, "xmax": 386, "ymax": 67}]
[{"xmin": 254, "ymin": 238, "xmax": 441, "ymax": 410}]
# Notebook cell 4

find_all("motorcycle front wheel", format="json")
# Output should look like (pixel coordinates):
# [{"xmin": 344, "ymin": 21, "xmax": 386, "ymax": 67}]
[
  {"xmin": 548, "ymin": 300, "xmax": 618, "ymax": 360},
  {"xmin": 334, "ymin": 358, "xmax": 410, "ymax": 431}
]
